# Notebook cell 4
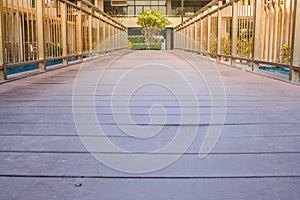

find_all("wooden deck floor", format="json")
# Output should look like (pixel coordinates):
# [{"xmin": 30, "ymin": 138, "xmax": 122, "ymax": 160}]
[{"xmin": 0, "ymin": 51, "xmax": 300, "ymax": 200}]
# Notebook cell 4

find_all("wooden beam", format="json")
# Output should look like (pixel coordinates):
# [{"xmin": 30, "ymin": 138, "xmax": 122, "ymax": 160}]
[
  {"xmin": 77, "ymin": 0, "xmax": 83, "ymax": 61},
  {"xmin": 207, "ymin": 7, "xmax": 211, "ymax": 57},
  {"xmin": 36, "ymin": 0, "xmax": 46, "ymax": 71},
  {"xmin": 217, "ymin": 0, "xmax": 223, "ymax": 62},
  {"xmin": 61, "ymin": 1, "xmax": 68, "ymax": 66},
  {"xmin": 253, "ymin": 0, "xmax": 264, "ymax": 70},
  {"xmin": 200, "ymin": 12, "xmax": 203, "ymax": 53},
  {"xmin": 290, "ymin": 0, "xmax": 300, "ymax": 82},
  {"xmin": 89, "ymin": 13, "xmax": 93, "ymax": 57},
  {"xmin": 231, "ymin": 1, "xmax": 238, "ymax": 66}
]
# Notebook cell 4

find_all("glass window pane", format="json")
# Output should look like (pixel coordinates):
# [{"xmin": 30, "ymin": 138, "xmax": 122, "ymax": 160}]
[
  {"xmin": 151, "ymin": 6, "xmax": 159, "ymax": 11},
  {"xmin": 159, "ymin": 6, "xmax": 166, "ymax": 14},
  {"xmin": 128, "ymin": 6, "xmax": 135, "ymax": 15},
  {"xmin": 136, "ymin": 6, "xmax": 143, "ymax": 15}
]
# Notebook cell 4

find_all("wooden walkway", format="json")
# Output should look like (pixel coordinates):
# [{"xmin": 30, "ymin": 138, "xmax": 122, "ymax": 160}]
[{"xmin": 0, "ymin": 51, "xmax": 300, "ymax": 200}]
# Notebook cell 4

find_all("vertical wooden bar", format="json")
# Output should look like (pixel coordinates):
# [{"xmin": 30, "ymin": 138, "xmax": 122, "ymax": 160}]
[
  {"xmin": 179, "ymin": 29, "xmax": 182, "ymax": 49},
  {"xmin": 108, "ymin": 24, "xmax": 111, "ymax": 52},
  {"xmin": 11, "ymin": 2, "xmax": 15, "ymax": 63},
  {"xmin": 253, "ymin": 0, "xmax": 264, "ymax": 71},
  {"xmin": 231, "ymin": 1, "xmax": 238, "ymax": 66},
  {"xmin": 0, "ymin": 0, "xmax": 6, "ymax": 80},
  {"xmin": 192, "ymin": 22, "xmax": 195, "ymax": 51},
  {"xmin": 61, "ymin": 1, "xmax": 68, "ymax": 66},
  {"xmin": 194, "ymin": 21, "xmax": 197, "ymax": 51},
  {"xmin": 189, "ymin": 25, "xmax": 192, "ymax": 51},
  {"xmin": 97, "ymin": 18, "xmax": 100, "ymax": 53},
  {"xmin": 99, "ymin": 19, "xmax": 103, "ymax": 53},
  {"xmin": 77, "ymin": 0, "xmax": 83, "ymax": 61},
  {"xmin": 89, "ymin": 11, "xmax": 93, "ymax": 57},
  {"xmin": 110, "ymin": 25, "xmax": 113, "ymax": 51},
  {"xmin": 217, "ymin": 0, "xmax": 223, "ymax": 62},
  {"xmin": 273, "ymin": 0, "xmax": 280, "ymax": 62},
  {"xmin": 36, "ymin": 0, "xmax": 46, "ymax": 71},
  {"xmin": 174, "ymin": 30, "xmax": 177, "ymax": 49},
  {"xmin": 177, "ymin": 29, "xmax": 179, "ymax": 49},
  {"xmin": 103, "ymin": 22, "xmax": 106, "ymax": 52},
  {"xmin": 116, "ymin": 28, "xmax": 119, "ymax": 50},
  {"xmin": 186, "ymin": 27, "xmax": 189, "ymax": 50},
  {"xmin": 261, "ymin": 2, "xmax": 266, "ymax": 60},
  {"xmin": 200, "ymin": 13, "xmax": 203, "ymax": 53},
  {"xmin": 290, "ymin": 0, "xmax": 300, "ymax": 82},
  {"xmin": 207, "ymin": 8, "xmax": 211, "ymax": 57},
  {"xmin": 176, "ymin": 29, "xmax": 179, "ymax": 49},
  {"xmin": 183, "ymin": 28, "xmax": 185, "ymax": 50}
]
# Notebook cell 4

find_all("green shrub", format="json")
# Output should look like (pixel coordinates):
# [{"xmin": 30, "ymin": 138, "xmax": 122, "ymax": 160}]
[
  {"xmin": 280, "ymin": 44, "xmax": 291, "ymax": 64},
  {"xmin": 221, "ymin": 33, "xmax": 231, "ymax": 55},
  {"xmin": 131, "ymin": 42, "xmax": 161, "ymax": 50},
  {"xmin": 237, "ymin": 37, "xmax": 253, "ymax": 58},
  {"xmin": 128, "ymin": 35, "xmax": 145, "ymax": 43},
  {"xmin": 210, "ymin": 39, "xmax": 217, "ymax": 58},
  {"xmin": 128, "ymin": 41, "xmax": 133, "ymax": 50},
  {"xmin": 49, "ymin": 43, "xmax": 62, "ymax": 57}
]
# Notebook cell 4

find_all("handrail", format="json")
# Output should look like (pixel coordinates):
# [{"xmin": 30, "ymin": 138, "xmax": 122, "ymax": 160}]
[
  {"xmin": 0, "ymin": 0, "xmax": 128, "ymax": 80},
  {"xmin": 174, "ymin": 0, "xmax": 300, "ymax": 82}
]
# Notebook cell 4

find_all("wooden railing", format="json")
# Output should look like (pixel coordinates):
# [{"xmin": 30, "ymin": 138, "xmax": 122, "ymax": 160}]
[
  {"xmin": 0, "ymin": 0, "xmax": 128, "ymax": 80},
  {"xmin": 174, "ymin": 0, "xmax": 300, "ymax": 82}
]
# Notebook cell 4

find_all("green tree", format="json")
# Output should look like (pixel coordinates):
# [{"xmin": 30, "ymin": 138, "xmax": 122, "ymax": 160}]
[{"xmin": 137, "ymin": 9, "xmax": 171, "ymax": 50}]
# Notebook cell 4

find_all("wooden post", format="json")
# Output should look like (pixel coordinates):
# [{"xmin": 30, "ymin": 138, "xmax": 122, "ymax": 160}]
[
  {"xmin": 189, "ymin": 25, "xmax": 192, "ymax": 51},
  {"xmin": 217, "ymin": 1, "xmax": 223, "ymax": 62},
  {"xmin": 177, "ymin": 30, "xmax": 179, "ymax": 49},
  {"xmin": 186, "ymin": 27, "xmax": 189, "ymax": 50},
  {"xmin": 100, "ymin": 20, "xmax": 104, "ymax": 53},
  {"xmin": 182, "ymin": 28, "xmax": 184, "ymax": 50},
  {"xmin": 192, "ymin": 22, "xmax": 195, "ymax": 51},
  {"xmin": 273, "ymin": 0, "xmax": 280, "ymax": 62},
  {"xmin": 174, "ymin": 31, "xmax": 177, "ymax": 49},
  {"xmin": 231, "ymin": 2, "xmax": 238, "ymax": 66},
  {"xmin": 252, "ymin": 0, "xmax": 264, "ymax": 71},
  {"xmin": 200, "ymin": 13, "xmax": 203, "ymax": 53},
  {"xmin": 178, "ymin": 30, "xmax": 180, "ymax": 49},
  {"xmin": 112, "ymin": 26, "xmax": 115, "ymax": 51},
  {"xmin": 103, "ymin": 22, "xmax": 107, "ymax": 53},
  {"xmin": 290, "ymin": 0, "xmax": 300, "ymax": 82},
  {"xmin": 194, "ymin": 22, "xmax": 197, "ymax": 51},
  {"xmin": 96, "ymin": 17, "xmax": 100, "ymax": 53},
  {"xmin": 108, "ymin": 24, "xmax": 112, "ymax": 52},
  {"xmin": 36, "ymin": 0, "xmax": 46, "ymax": 71},
  {"xmin": 0, "ymin": 0, "xmax": 6, "ymax": 80},
  {"xmin": 60, "ymin": 1, "xmax": 68, "ymax": 66},
  {"xmin": 77, "ymin": 1, "xmax": 83, "ymax": 61},
  {"xmin": 89, "ymin": 11, "xmax": 93, "ymax": 57},
  {"xmin": 207, "ymin": 8, "xmax": 211, "ymax": 58},
  {"xmin": 195, "ymin": 20, "xmax": 199, "ymax": 52}
]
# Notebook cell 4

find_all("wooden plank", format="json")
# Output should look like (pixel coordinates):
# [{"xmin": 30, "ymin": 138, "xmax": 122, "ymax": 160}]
[
  {"xmin": 1, "ymin": 50, "xmax": 300, "ymax": 199},
  {"xmin": 0, "ymin": 177, "xmax": 299, "ymax": 200}
]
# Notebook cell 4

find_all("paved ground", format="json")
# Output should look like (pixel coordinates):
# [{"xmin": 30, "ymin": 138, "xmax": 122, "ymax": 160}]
[{"xmin": 0, "ymin": 50, "xmax": 300, "ymax": 200}]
